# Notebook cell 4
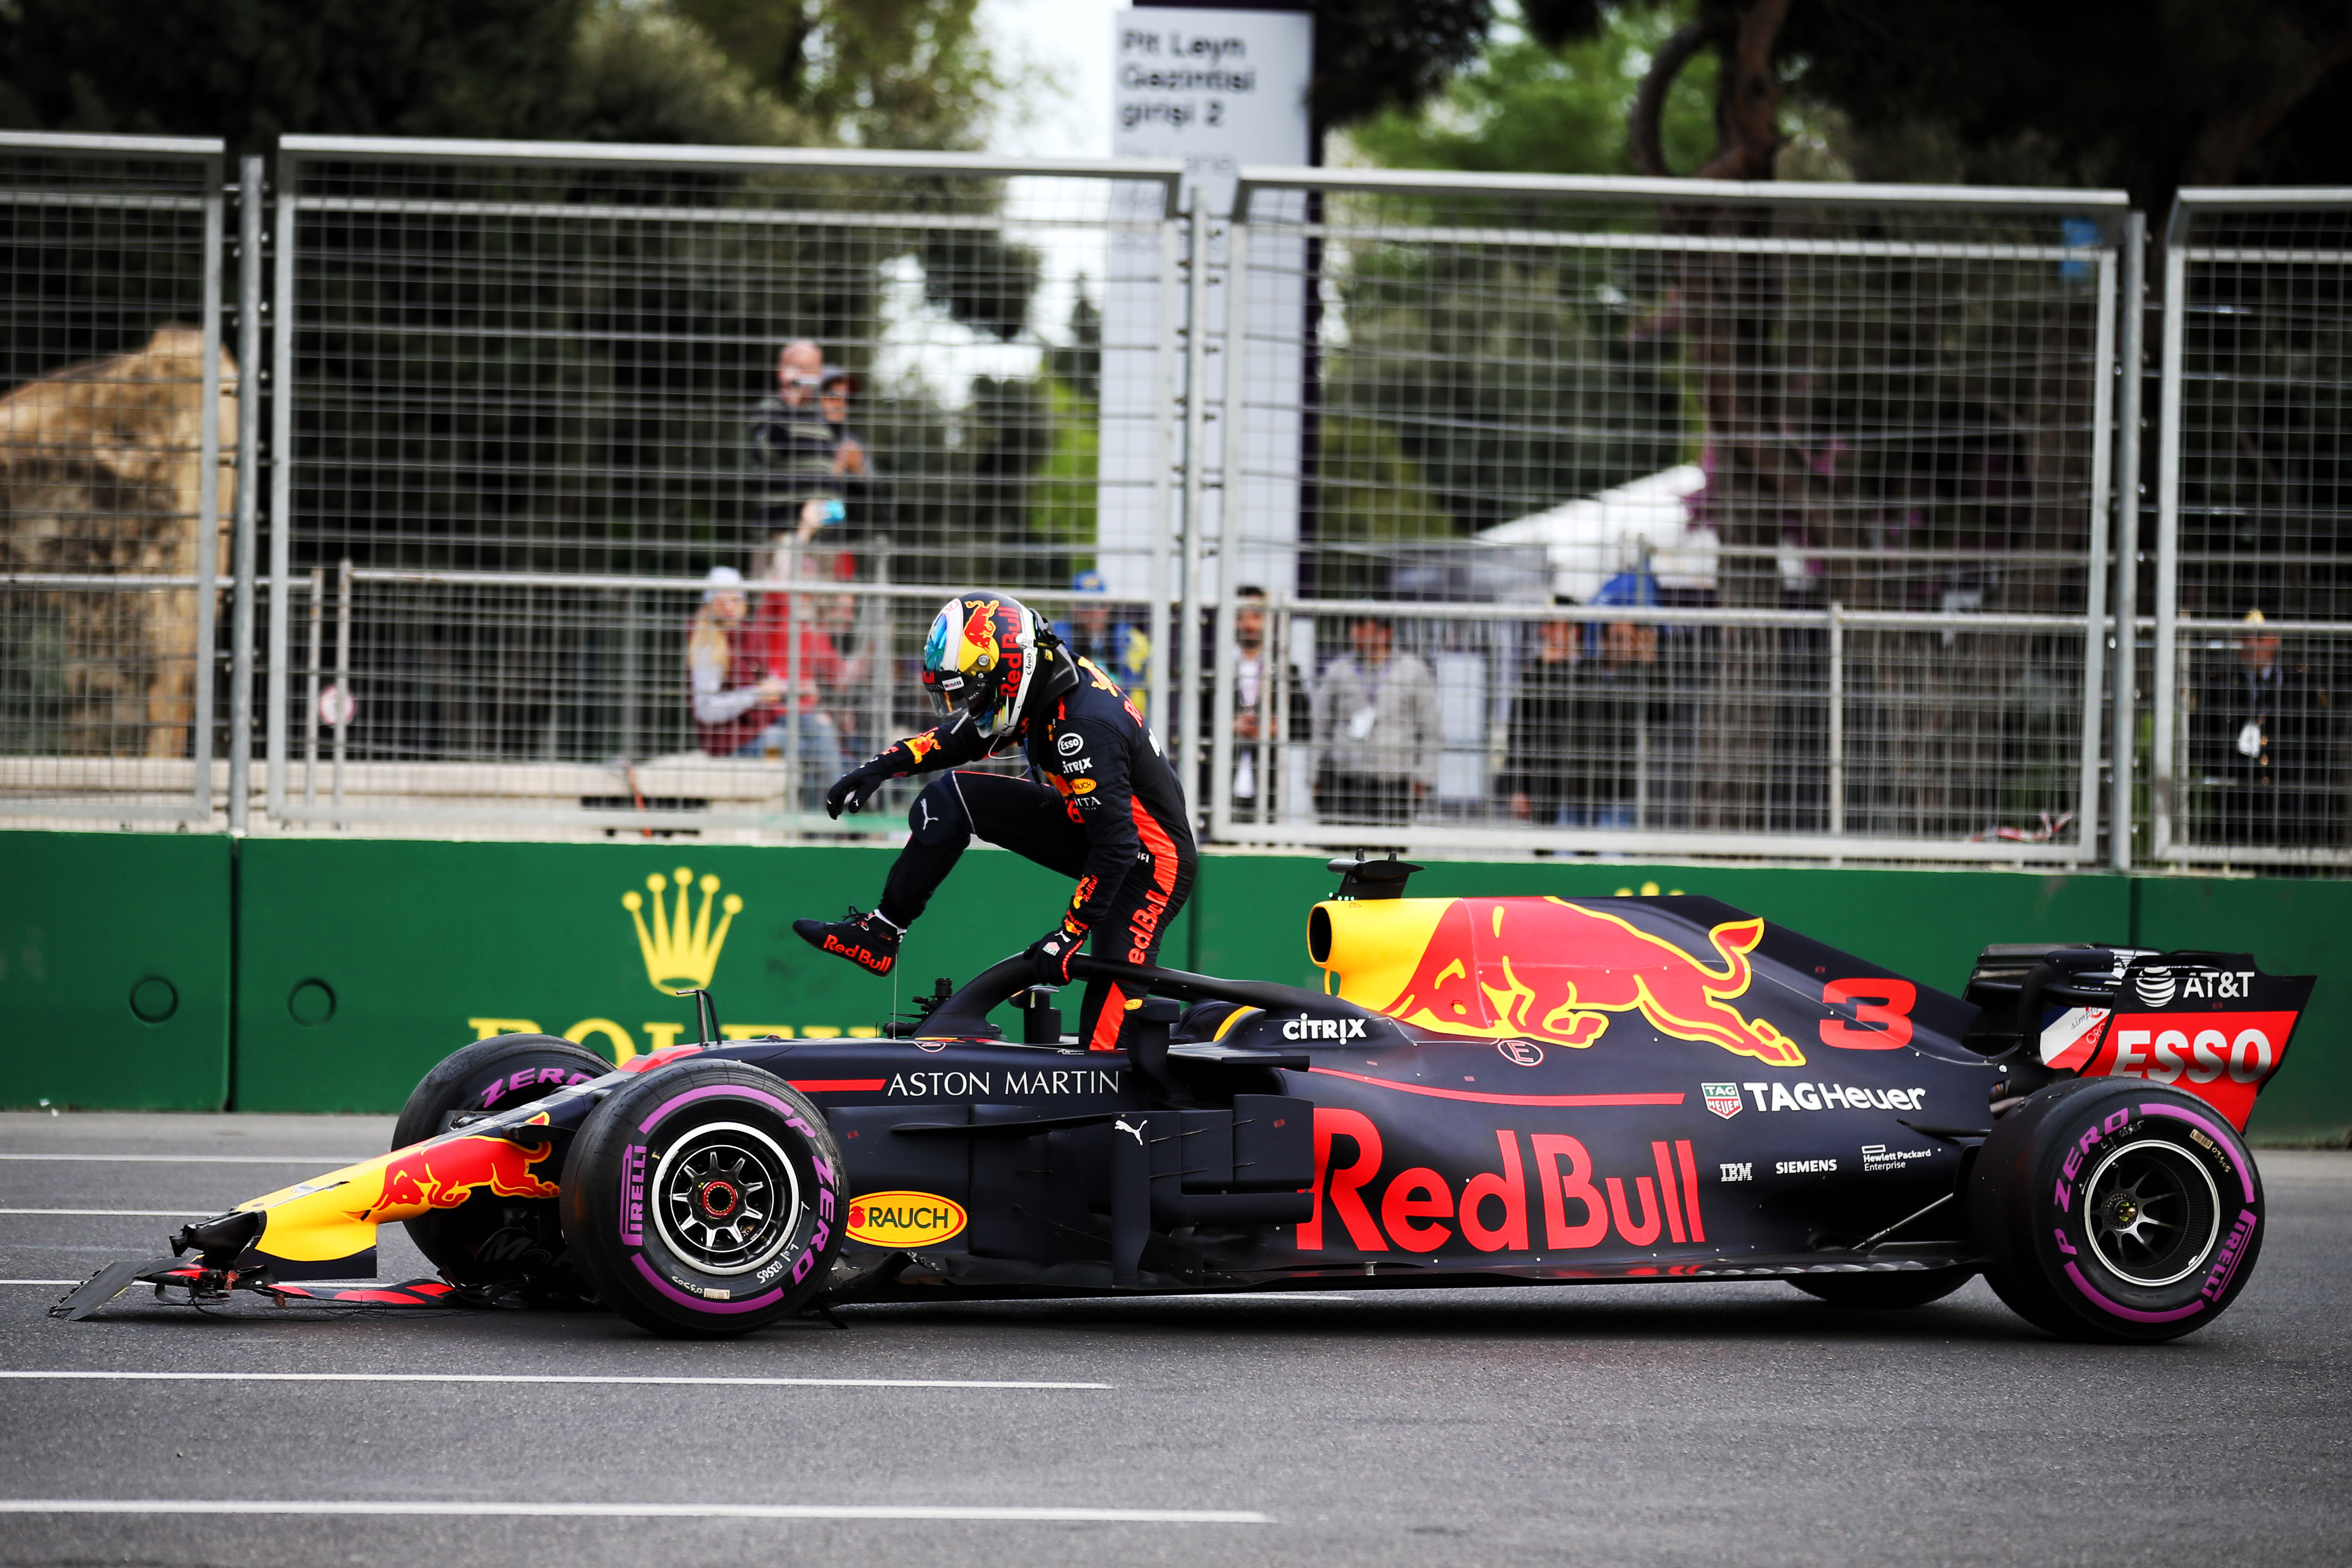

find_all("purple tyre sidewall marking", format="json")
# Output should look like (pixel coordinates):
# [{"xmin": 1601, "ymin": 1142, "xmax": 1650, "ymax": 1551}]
[
  {"xmin": 616, "ymin": 1077, "xmax": 840, "ymax": 1316},
  {"xmin": 2047, "ymin": 1097, "xmax": 2256, "ymax": 1327}
]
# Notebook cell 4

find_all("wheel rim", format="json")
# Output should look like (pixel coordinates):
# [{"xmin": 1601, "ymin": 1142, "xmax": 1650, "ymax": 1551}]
[
  {"xmin": 649, "ymin": 1120, "xmax": 800, "ymax": 1277},
  {"xmin": 2082, "ymin": 1137, "xmax": 2222, "ymax": 1289}
]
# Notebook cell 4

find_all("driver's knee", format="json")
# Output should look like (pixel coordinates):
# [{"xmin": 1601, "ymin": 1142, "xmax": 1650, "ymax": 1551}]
[{"xmin": 907, "ymin": 774, "xmax": 972, "ymax": 847}]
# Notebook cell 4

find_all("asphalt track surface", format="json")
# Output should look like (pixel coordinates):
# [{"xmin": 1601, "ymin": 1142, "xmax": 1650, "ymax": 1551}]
[{"xmin": 2, "ymin": 1112, "xmax": 2347, "ymax": 1568}]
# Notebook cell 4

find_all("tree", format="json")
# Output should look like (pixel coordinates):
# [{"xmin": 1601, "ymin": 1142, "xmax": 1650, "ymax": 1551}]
[
  {"xmin": 1305, "ymin": 0, "xmax": 1606, "ymax": 131},
  {"xmin": 666, "ymin": 0, "xmax": 1009, "ymax": 150}
]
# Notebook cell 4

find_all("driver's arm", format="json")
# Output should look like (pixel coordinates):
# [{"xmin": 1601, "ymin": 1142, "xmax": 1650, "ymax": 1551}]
[{"xmin": 863, "ymin": 717, "xmax": 989, "ymax": 782}]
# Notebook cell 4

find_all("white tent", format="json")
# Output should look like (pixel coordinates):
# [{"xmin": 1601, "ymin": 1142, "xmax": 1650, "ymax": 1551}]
[{"xmin": 1475, "ymin": 464, "xmax": 1714, "ymax": 602}]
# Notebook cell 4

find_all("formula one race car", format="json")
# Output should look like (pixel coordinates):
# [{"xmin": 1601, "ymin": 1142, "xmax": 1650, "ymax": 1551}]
[{"xmin": 59, "ymin": 860, "xmax": 2313, "ymax": 1343}]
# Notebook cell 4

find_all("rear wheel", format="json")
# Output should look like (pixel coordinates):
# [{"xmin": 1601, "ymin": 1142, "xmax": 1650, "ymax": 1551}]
[
  {"xmin": 1788, "ymin": 1267, "xmax": 1974, "ymax": 1309},
  {"xmin": 1970, "ymin": 1078, "xmax": 2263, "ymax": 1343},
  {"xmin": 391, "ymin": 1034, "xmax": 608, "ymax": 1292},
  {"xmin": 561, "ymin": 1062, "xmax": 845, "ymax": 1338}
]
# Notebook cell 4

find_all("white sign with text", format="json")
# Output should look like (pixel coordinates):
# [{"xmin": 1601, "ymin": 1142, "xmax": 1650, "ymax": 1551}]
[{"xmin": 1098, "ymin": 7, "xmax": 1312, "ymax": 617}]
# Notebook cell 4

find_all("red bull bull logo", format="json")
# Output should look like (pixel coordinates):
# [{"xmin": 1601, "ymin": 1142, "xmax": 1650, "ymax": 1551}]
[
  {"xmin": 1325, "ymin": 897, "xmax": 1804, "ymax": 1068},
  {"xmin": 361, "ymin": 1123, "xmax": 560, "ymax": 1224}
]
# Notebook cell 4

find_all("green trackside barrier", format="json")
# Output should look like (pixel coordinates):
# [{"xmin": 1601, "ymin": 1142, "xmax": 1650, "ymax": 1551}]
[
  {"xmin": 231, "ymin": 837, "xmax": 1086, "ymax": 1113},
  {"xmin": 0, "ymin": 830, "xmax": 230, "ymax": 1110}
]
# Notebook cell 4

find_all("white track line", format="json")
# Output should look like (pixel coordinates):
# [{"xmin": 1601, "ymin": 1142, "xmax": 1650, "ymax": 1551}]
[
  {"xmin": 0, "ymin": 1280, "xmax": 75, "ymax": 1286},
  {"xmin": 0, "ymin": 1154, "xmax": 359, "ymax": 1164},
  {"xmin": 0, "ymin": 1499, "xmax": 1269, "ymax": 1523},
  {"xmin": 0, "ymin": 1370, "xmax": 1110, "ymax": 1390},
  {"xmin": 0, "ymin": 1209, "xmax": 200, "ymax": 1217}
]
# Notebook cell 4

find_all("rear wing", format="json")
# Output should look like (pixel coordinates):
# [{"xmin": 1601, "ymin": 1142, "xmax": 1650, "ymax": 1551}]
[{"xmin": 2029, "ymin": 952, "xmax": 2314, "ymax": 1131}]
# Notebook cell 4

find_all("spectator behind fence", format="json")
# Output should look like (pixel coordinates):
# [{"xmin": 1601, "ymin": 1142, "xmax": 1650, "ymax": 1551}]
[
  {"xmin": 1313, "ymin": 614, "xmax": 1438, "ymax": 827},
  {"xmin": 688, "ymin": 567, "xmax": 788, "ymax": 756},
  {"xmin": 2192, "ymin": 608, "xmax": 2339, "ymax": 846},
  {"xmin": 1574, "ymin": 617, "xmax": 1663, "ymax": 829},
  {"xmin": 1056, "ymin": 568, "xmax": 1153, "ymax": 718},
  {"xmin": 1228, "ymin": 585, "xmax": 1309, "ymax": 816},
  {"xmin": 820, "ymin": 366, "xmax": 869, "ymax": 492},
  {"xmin": 743, "ymin": 550, "xmax": 868, "ymax": 799},
  {"xmin": 1502, "ymin": 601, "xmax": 1581, "ymax": 826},
  {"xmin": 748, "ymin": 339, "xmax": 843, "ymax": 577}
]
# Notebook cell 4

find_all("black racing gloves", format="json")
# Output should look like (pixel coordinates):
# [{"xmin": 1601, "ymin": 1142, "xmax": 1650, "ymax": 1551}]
[
  {"xmin": 823, "ymin": 758, "xmax": 890, "ymax": 819},
  {"xmin": 1024, "ymin": 920, "xmax": 1086, "ymax": 987}
]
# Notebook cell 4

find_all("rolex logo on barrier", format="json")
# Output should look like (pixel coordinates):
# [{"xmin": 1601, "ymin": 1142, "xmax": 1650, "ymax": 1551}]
[{"xmin": 622, "ymin": 867, "xmax": 743, "ymax": 995}]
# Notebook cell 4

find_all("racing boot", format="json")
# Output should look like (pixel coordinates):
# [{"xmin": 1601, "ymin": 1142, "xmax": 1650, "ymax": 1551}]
[{"xmin": 793, "ymin": 906, "xmax": 902, "ymax": 976}]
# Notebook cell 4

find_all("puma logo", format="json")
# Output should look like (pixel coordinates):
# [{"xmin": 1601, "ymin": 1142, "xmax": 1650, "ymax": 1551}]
[{"xmin": 1114, "ymin": 1118, "xmax": 1146, "ymax": 1145}]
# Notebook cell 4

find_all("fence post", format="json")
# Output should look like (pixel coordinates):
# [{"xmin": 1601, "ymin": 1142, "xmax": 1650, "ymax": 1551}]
[
  {"xmin": 264, "ymin": 153, "xmax": 299, "ymax": 824},
  {"xmin": 2110, "ymin": 210, "xmax": 2146, "ymax": 871},
  {"xmin": 228, "ymin": 155, "xmax": 264, "ymax": 833},
  {"xmin": 2151, "ymin": 207, "xmax": 2189, "ymax": 860},
  {"xmin": 191, "ymin": 159, "xmax": 225, "ymax": 823},
  {"xmin": 332, "ymin": 557, "xmax": 351, "ymax": 822},
  {"xmin": 2074, "ymin": 242, "xmax": 2119, "ymax": 865},
  {"xmin": 1828, "ymin": 602, "xmax": 1844, "ymax": 837},
  {"xmin": 1207, "ymin": 216, "xmax": 1251, "ymax": 843},
  {"xmin": 1145, "ymin": 213, "xmax": 1180, "ymax": 751},
  {"xmin": 1178, "ymin": 194, "xmax": 1215, "ymax": 839},
  {"xmin": 304, "ymin": 567, "xmax": 322, "ymax": 808}
]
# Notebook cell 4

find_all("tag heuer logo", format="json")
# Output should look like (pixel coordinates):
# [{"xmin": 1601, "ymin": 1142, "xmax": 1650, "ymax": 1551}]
[{"xmin": 1702, "ymin": 1082, "xmax": 1743, "ymax": 1119}]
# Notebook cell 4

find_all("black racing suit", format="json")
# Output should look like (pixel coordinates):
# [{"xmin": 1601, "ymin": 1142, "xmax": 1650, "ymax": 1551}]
[{"xmin": 867, "ymin": 657, "xmax": 1197, "ymax": 1050}]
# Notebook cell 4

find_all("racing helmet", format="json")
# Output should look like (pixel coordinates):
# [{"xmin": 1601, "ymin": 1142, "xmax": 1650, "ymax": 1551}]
[{"xmin": 919, "ymin": 593, "xmax": 1073, "ymax": 738}]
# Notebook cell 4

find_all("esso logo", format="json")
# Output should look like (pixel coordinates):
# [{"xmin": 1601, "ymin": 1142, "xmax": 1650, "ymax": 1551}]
[
  {"xmin": 2110, "ymin": 1025, "xmax": 2274, "ymax": 1085},
  {"xmin": 1058, "ymin": 732, "xmax": 1083, "ymax": 755},
  {"xmin": 1496, "ymin": 1040, "xmax": 1544, "ymax": 1067}
]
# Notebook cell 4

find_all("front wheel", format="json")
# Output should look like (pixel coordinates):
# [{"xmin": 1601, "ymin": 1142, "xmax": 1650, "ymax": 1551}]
[
  {"xmin": 391, "ymin": 1033, "xmax": 609, "ymax": 1291},
  {"xmin": 1970, "ymin": 1078, "xmax": 2264, "ymax": 1343},
  {"xmin": 561, "ymin": 1062, "xmax": 846, "ymax": 1338}
]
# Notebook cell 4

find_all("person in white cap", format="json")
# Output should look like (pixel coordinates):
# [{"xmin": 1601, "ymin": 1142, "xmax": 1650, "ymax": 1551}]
[
  {"xmin": 687, "ymin": 566, "xmax": 787, "ymax": 755},
  {"xmin": 2192, "ymin": 607, "xmax": 2337, "ymax": 846}
]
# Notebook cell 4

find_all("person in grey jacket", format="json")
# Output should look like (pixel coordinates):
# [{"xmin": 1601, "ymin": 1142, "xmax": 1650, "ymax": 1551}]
[{"xmin": 1313, "ymin": 615, "xmax": 1440, "ymax": 826}]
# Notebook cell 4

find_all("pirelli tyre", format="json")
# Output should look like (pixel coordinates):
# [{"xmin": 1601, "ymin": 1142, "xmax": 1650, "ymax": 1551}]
[
  {"xmin": 390, "ymin": 1033, "xmax": 609, "ymax": 1289},
  {"xmin": 562, "ymin": 1062, "xmax": 846, "ymax": 1338},
  {"xmin": 1970, "ymin": 1077, "xmax": 2264, "ymax": 1343}
]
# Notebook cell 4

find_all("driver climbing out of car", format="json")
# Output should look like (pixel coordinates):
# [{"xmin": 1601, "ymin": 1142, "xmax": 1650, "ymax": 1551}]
[{"xmin": 793, "ymin": 592, "xmax": 1196, "ymax": 1052}]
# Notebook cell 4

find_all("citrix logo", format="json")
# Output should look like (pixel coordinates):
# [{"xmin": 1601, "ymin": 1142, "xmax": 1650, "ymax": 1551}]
[{"xmin": 1283, "ymin": 1015, "xmax": 1370, "ymax": 1041}]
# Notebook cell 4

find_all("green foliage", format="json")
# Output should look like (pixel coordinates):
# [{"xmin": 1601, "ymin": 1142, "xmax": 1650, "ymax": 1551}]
[
  {"xmin": 668, "ymin": 0, "xmax": 1007, "ymax": 151},
  {"xmin": 1347, "ymin": 5, "xmax": 1717, "ymax": 177},
  {"xmin": 0, "ymin": 0, "xmax": 1007, "ymax": 157},
  {"xmin": 558, "ymin": 3, "xmax": 816, "ymax": 146},
  {"xmin": 0, "ymin": 0, "xmax": 591, "ymax": 155},
  {"xmin": 1028, "ymin": 376, "xmax": 1098, "ymax": 559}
]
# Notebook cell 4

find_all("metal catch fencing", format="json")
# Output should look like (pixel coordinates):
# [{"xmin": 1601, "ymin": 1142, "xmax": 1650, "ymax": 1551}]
[
  {"xmin": 256, "ymin": 137, "xmax": 1184, "ymax": 836},
  {"xmin": 1197, "ymin": 171, "xmax": 2129, "ymax": 864},
  {"xmin": 2, "ymin": 129, "xmax": 2345, "ymax": 869},
  {"xmin": 2154, "ymin": 190, "xmax": 2352, "ymax": 867},
  {"xmin": 0, "ymin": 133, "xmax": 230, "ymax": 827}
]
